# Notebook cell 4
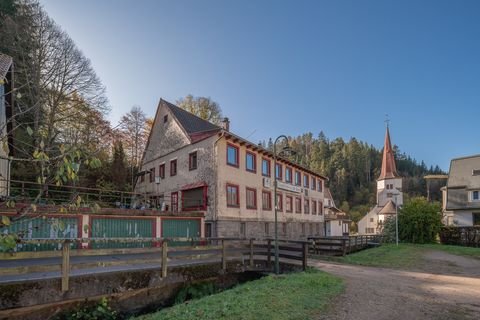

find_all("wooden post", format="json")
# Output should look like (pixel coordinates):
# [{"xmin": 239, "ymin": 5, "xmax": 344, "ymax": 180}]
[
  {"xmin": 61, "ymin": 241, "xmax": 70, "ymax": 292},
  {"xmin": 342, "ymin": 238, "xmax": 347, "ymax": 256},
  {"xmin": 302, "ymin": 242, "xmax": 308, "ymax": 271},
  {"xmin": 267, "ymin": 239, "xmax": 272, "ymax": 268},
  {"xmin": 162, "ymin": 240, "xmax": 168, "ymax": 278},
  {"xmin": 222, "ymin": 239, "xmax": 227, "ymax": 271},
  {"xmin": 249, "ymin": 239, "xmax": 254, "ymax": 267}
]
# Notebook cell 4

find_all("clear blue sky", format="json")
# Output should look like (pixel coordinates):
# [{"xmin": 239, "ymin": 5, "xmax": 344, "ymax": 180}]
[{"xmin": 41, "ymin": 0, "xmax": 480, "ymax": 171}]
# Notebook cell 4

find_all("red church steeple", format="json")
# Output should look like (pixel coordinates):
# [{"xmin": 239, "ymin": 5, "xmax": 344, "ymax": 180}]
[{"xmin": 378, "ymin": 126, "xmax": 398, "ymax": 180}]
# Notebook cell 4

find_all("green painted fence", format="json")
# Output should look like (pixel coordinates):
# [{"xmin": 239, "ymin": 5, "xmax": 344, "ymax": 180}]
[
  {"xmin": 5, "ymin": 216, "xmax": 80, "ymax": 252},
  {"xmin": 90, "ymin": 217, "xmax": 155, "ymax": 249}
]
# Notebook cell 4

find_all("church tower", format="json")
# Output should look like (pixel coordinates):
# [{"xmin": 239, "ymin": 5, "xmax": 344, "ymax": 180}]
[{"xmin": 376, "ymin": 126, "xmax": 403, "ymax": 207}]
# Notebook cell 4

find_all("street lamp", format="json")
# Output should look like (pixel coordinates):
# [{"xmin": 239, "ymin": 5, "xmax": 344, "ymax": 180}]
[
  {"xmin": 273, "ymin": 135, "xmax": 296, "ymax": 274},
  {"xmin": 393, "ymin": 192, "xmax": 399, "ymax": 246}
]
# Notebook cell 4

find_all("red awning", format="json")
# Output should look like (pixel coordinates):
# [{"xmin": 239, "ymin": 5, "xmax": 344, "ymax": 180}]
[{"xmin": 181, "ymin": 181, "xmax": 207, "ymax": 190}]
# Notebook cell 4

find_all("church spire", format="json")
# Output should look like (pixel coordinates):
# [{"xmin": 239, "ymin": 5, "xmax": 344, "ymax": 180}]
[{"xmin": 378, "ymin": 125, "xmax": 398, "ymax": 180}]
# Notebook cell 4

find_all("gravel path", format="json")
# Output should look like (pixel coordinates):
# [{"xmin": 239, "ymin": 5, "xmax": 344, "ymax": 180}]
[{"xmin": 311, "ymin": 251, "xmax": 480, "ymax": 320}]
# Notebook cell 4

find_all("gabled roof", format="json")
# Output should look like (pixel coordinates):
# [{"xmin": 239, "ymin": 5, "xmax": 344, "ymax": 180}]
[
  {"xmin": 161, "ymin": 99, "xmax": 221, "ymax": 135},
  {"xmin": 378, "ymin": 126, "xmax": 399, "ymax": 180},
  {"xmin": 0, "ymin": 53, "xmax": 13, "ymax": 81},
  {"xmin": 378, "ymin": 200, "xmax": 397, "ymax": 215}
]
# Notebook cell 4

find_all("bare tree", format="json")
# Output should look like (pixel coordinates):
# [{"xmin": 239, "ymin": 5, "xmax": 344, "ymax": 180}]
[{"xmin": 176, "ymin": 94, "xmax": 223, "ymax": 125}]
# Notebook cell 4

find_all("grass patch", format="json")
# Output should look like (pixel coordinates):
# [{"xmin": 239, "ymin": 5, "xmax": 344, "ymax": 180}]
[
  {"xmin": 314, "ymin": 243, "xmax": 480, "ymax": 269},
  {"xmin": 133, "ymin": 269, "xmax": 343, "ymax": 320}
]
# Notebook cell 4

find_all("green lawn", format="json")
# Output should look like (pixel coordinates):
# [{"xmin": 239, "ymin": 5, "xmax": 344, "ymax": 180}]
[
  {"xmin": 133, "ymin": 269, "xmax": 343, "ymax": 320},
  {"xmin": 316, "ymin": 243, "xmax": 480, "ymax": 269}
]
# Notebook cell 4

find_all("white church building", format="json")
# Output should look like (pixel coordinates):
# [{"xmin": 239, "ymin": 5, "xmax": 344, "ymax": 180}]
[{"xmin": 358, "ymin": 126, "xmax": 403, "ymax": 234}]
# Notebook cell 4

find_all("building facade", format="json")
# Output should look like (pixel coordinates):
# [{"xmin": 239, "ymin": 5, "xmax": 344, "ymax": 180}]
[
  {"xmin": 0, "ymin": 53, "xmax": 14, "ymax": 197},
  {"xmin": 442, "ymin": 155, "xmax": 480, "ymax": 226},
  {"xmin": 358, "ymin": 126, "xmax": 403, "ymax": 234},
  {"xmin": 135, "ymin": 99, "xmax": 328, "ymax": 239},
  {"xmin": 323, "ymin": 188, "xmax": 350, "ymax": 237}
]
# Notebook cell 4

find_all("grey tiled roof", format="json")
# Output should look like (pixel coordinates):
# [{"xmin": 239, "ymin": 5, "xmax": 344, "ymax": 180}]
[
  {"xmin": 162, "ymin": 99, "xmax": 221, "ymax": 134},
  {"xmin": 0, "ymin": 53, "xmax": 13, "ymax": 81}
]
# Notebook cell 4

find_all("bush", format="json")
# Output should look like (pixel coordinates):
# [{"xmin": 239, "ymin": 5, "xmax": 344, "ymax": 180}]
[
  {"xmin": 54, "ymin": 298, "xmax": 117, "ymax": 320},
  {"xmin": 383, "ymin": 197, "xmax": 442, "ymax": 244}
]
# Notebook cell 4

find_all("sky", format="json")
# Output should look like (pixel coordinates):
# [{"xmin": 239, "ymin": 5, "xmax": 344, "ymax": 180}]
[{"xmin": 40, "ymin": 0, "xmax": 480, "ymax": 171}]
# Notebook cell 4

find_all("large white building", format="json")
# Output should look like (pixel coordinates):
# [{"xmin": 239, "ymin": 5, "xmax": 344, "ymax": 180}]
[
  {"xmin": 135, "ymin": 99, "xmax": 330, "ymax": 239},
  {"xmin": 358, "ymin": 126, "xmax": 403, "ymax": 234}
]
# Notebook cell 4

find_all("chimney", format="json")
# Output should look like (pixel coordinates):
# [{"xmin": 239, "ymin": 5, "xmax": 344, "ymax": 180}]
[{"xmin": 221, "ymin": 117, "xmax": 230, "ymax": 131}]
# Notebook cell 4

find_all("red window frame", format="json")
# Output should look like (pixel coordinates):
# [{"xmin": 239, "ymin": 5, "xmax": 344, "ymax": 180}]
[
  {"xmin": 295, "ymin": 171, "xmax": 301, "ymax": 186},
  {"xmin": 276, "ymin": 193, "xmax": 283, "ymax": 212},
  {"xmin": 170, "ymin": 159, "xmax": 177, "ymax": 176},
  {"xmin": 181, "ymin": 186, "xmax": 208, "ymax": 211},
  {"xmin": 312, "ymin": 200, "xmax": 317, "ymax": 215},
  {"xmin": 318, "ymin": 180, "xmax": 323, "ymax": 192},
  {"xmin": 171, "ymin": 192, "xmax": 178, "ymax": 212},
  {"xmin": 275, "ymin": 163, "xmax": 283, "ymax": 181},
  {"xmin": 226, "ymin": 183, "xmax": 240, "ymax": 207},
  {"xmin": 303, "ymin": 174, "xmax": 309, "ymax": 188},
  {"xmin": 286, "ymin": 195, "xmax": 293, "ymax": 213},
  {"xmin": 262, "ymin": 158, "xmax": 271, "ymax": 177},
  {"xmin": 189, "ymin": 151, "xmax": 198, "ymax": 171},
  {"xmin": 245, "ymin": 151, "xmax": 256, "ymax": 173},
  {"xmin": 262, "ymin": 190, "xmax": 272, "ymax": 210},
  {"xmin": 226, "ymin": 143, "xmax": 239, "ymax": 168},
  {"xmin": 304, "ymin": 198, "xmax": 310, "ymax": 214},
  {"xmin": 285, "ymin": 167, "xmax": 292, "ymax": 183},
  {"xmin": 159, "ymin": 163, "xmax": 165, "ymax": 179},
  {"xmin": 246, "ymin": 187, "xmax": 257, "ymax": 209},
  {"xmin": 295, "ymin": 197, "xmax": 302, "ymax": 213}
]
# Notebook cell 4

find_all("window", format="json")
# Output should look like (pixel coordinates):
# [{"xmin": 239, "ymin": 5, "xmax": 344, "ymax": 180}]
[
  {"xmin": 387, "ymin": 193, "xmax": 393, "ymax": 198},
  {"xmin": 227, "ymin": 144, "xmax": 239, "ymax": 167},
  {"xmin": 275, "ymin": 163, "xmax": 282, "ymax": 180},
  {"xmin": 310, "ymin": 223, "xmax": 314, "ymax": 235},
  {"xmin": 240, "ymin": 222, "xmax": 246, "ymax": 237},
  {"xmin": 246, "ymin": 152, "xmax": 256, "ymax": 173},
  {"xmin": 295, "ymin": 197, "xmax": 302, "ymax": 213},
  {"xmin": 262, "ymin": 191, "xmax": 272, "ymax": 210},
  {"xmin": 303, "ymin": 175, "xmax": 309, "ymax": 188},
  {"xmin": 159, "ymin": 163, "xmax": 165, "ymax": 179},
  {"xmin": 312, "ymin": 200, "xmax": 317, "ymax": 215},
  {"xmin": 472, "ymin": 191, "xmax": 480, "ymax": 201},
  {"xmin": 370, "ymin": 218, "xmax": 374, "ymax": 222},
  {"xmin": 473, "ymin": 213, "xmax": 480, "ymax": 226},
  {"xmin": 318, "ymin": 201, "xmax": 323, "ymax": 215},
  {"xmin": 265, "ymin": 222, "xmax": 269, "ymax": 236},
  {"xmin": 276, "ymin": 193, "xmax": 283, "ymax": 211},
  {"xmin": 189, "ymin": 152, "xmax": 198, "ymax": 170},
  {"xmin": 140, "ymin": 173, "xmax": 145, "ymax": 183},
  {"xmin": 285, "ymin": 167, "xmax": 292, "ymax": 183},
  {"xmin": 262, "ymin": 158, "xmax": 271, "ymax": 177},
  {"xmin": 170, "ymin": 159, "xmax": 177, "ymax": 176},
  {"xmin": 304, "ymin": 199, "xmax": 310, "ymax": 214},
  {"xmin": 226, "ymin": 184, "xmax": 240, "ymax": 207},
  {"xmin": 246, "ymin": 188, "xmax": 257, "ymax": 209},
  {"xmin": 295, "ymin": 171, "xmax": 301, "ymax": 186},
  {"xmin": 182, "ymin": 186, "xmax": 207, "ymax": 210},
  {"xmin": 316, "ymin": 223, "xmax": 320, "ymax": 235},
  {"xmin": 311, "ymin": 177, "xmax": 316, "ymax": 190},
  {"xmin": 366, "ymin": 228, "xmax": 375, "ymax": 234},
  {"xmin": 473, "ymin": 169, "xmax": 480, "ymax": 176},
  {"xmin": 286, "ymin": 196, "xmax": 293, "ymax": 213},
  {"xmin": 318, "ymin": 180, "xmax": 323, "ymax": 192},
  {"xmin": 301, "ymin": 223, "xmax": 305, "ymax": 236},
  {"xmin": 163, "ymin": 115, "xmax": 168, "ymax": 123},
  {"xmin": 171, "ymin": 192, "xmax": 178, "ymax": 212},
  {"xmin": 150, "ymin": 168, "xmax": 155, "ymax": 182},
  {"xmin": 282, "ymin": 223, "xmax": 287, "ymax": 235}
]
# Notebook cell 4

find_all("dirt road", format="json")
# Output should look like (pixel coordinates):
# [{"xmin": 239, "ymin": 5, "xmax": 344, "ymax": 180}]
[{"xmin": 311, "ymin": 251, "xmax": 480, "ymax": 320}]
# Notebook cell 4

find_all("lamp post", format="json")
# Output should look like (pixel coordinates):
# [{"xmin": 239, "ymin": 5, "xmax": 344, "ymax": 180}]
[
  {"xmin": 394, "ymin": 193, "xmax": 399, "ymax": 246},
  {"xmin": 273, "ymin": 135, "xmax": 295, "ymax": 274}
]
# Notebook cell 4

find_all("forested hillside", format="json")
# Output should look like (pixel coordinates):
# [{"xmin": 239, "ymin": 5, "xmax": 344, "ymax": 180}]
[{"xmin": 260, "ymin": 132, "xmax": 444, "ymax": 222}]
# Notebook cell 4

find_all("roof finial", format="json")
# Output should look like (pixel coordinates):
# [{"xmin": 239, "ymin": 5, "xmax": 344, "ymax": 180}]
[{"xmin": 384, "ymin": 114, "xmax": 390, "ymax": 128}]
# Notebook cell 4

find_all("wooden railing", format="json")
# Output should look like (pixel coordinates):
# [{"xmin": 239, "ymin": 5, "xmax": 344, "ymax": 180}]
[
  {"xmin": 0, "ymin": 237, "xmax": 309, "ymax": 292},
  {"xmin": 308, "ymin": 235, "xmax": 385, "ymax": 256}
]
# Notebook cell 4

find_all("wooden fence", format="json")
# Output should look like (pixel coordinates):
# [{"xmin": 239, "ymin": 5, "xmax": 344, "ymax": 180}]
[
  {"xmin": 308, "ymin": 235, "xmax": 385, "ymax": 256},
  {"xmin": 440, "ymin": 226, "xmax": 480, "ymax": 247},
  {"xmin": 0, "ymin": 237, "xmax": 309, "ymax": 292}
]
